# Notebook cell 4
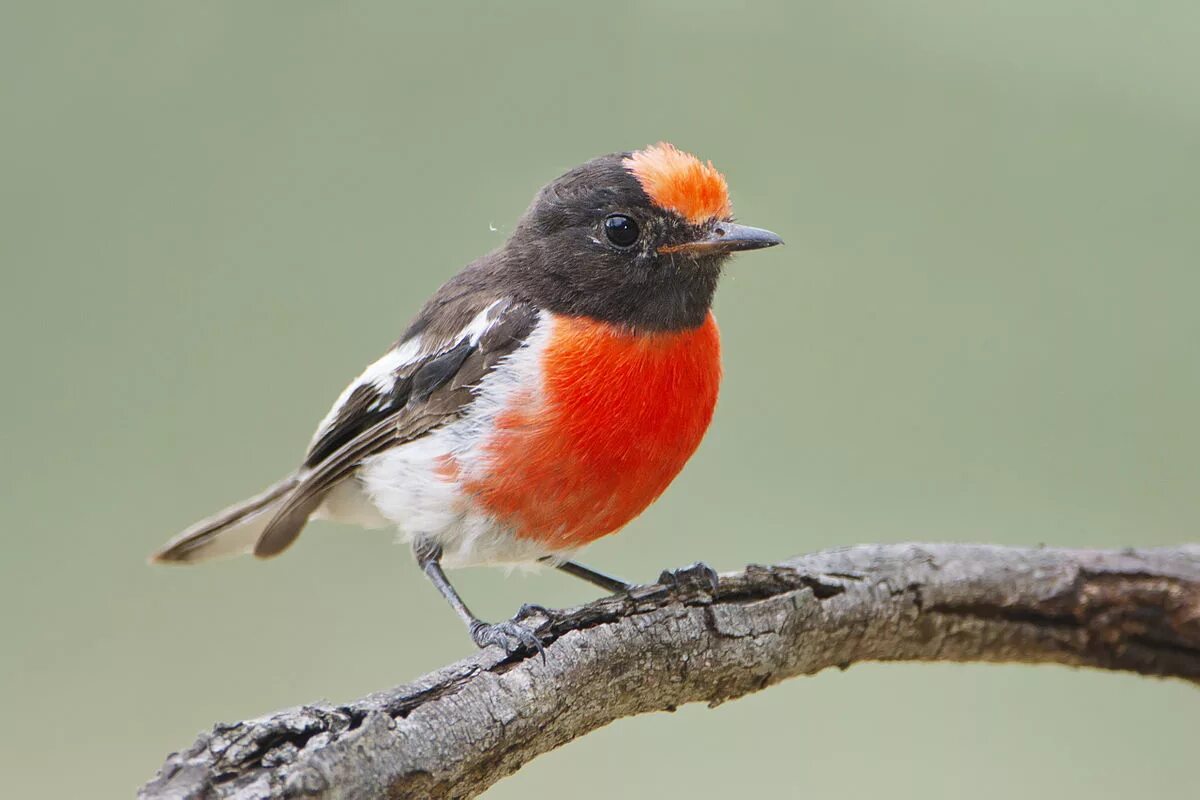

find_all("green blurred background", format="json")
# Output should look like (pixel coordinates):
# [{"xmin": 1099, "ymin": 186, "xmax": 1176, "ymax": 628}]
[{"xmin": 2, "ymin": 2, "xmax": 1197, "ymax": 797}]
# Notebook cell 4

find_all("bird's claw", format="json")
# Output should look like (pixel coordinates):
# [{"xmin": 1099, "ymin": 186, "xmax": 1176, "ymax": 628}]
[
  {"xmin": 470, "ymin": 618, "xmax": 546, "ymax": 661},
  {"xmin": 658, "ymin": 561, "xmax": 720, "ymax": 594},
  {"xmin": 515, "ymin": 602, "xmax": 553, "ymax": 621}
]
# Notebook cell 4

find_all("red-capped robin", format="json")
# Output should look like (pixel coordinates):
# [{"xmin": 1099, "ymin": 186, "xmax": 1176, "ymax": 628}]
[{"xmin": 151, "ymin": 142, "xmax": 782, "ymax": 655}]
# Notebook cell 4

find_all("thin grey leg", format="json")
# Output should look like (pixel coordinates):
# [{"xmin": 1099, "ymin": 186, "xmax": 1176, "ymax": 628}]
[
  {"xmin": 414, "ymin": 538, "xmax": 545, "ymax": 658},
  {"xmin": 543, "ymin": 557, "xmax": 632, "ymax": 594}
]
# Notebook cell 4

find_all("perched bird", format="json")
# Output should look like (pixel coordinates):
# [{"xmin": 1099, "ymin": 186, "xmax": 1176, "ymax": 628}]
[{"xmin": 152, "ymin": 143, "xmax": 782, "ymax": 654}]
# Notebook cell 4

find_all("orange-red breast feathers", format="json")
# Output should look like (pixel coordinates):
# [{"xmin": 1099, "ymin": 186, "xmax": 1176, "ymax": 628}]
[{"xmin": 465, "ymin": 313, "xmax": 722, "ymax": 549}]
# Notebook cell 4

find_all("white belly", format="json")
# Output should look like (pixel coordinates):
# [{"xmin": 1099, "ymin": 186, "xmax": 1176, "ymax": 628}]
[{"xmin": 316, "ymin": 314, "xmax": 567, "ymax": 568}]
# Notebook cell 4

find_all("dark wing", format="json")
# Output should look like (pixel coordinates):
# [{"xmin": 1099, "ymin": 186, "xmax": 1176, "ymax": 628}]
[
  {"xmin": 253, "ymin": 298, "xmax": 539, "ymax": 557},
  {"xmin": 303, "ymin": 338, "xmax": 474, "ymax": 468}
]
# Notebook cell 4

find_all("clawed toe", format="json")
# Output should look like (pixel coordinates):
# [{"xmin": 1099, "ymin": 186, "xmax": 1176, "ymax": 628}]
[
  {"xmin": 515, "ymin": 603, "xmax": 553, "ymax": 620},
  {"xmin": 658, "ymin": 561, "xmax": 720, "ymax": 594},
  {"xmin": 470, "ymin": 618, "xmax": 546, "ymax": 661}
]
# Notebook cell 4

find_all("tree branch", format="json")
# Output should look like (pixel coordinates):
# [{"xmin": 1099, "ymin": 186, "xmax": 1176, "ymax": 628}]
[{"xmin": 140, "ymin": 543, "xmax": 1200, "ymax": 800}]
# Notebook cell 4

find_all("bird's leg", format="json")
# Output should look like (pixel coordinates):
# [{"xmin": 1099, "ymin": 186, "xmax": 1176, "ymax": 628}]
[
  {"xmin": 413, "ymin": 538, "xmax": 545, "ymax": 659},
  {"xmin": 546, "ymin": 557, "xmax": 719, "ymax": 595},
  {"xmin": 543, "ymin": 557, "xmax": 633, "ymax": 594}
]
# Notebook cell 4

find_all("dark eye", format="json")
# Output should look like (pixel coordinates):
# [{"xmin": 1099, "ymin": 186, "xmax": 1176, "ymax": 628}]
[{"xmin": 603, "ymin": 214, "xmax": 640, "ymax": 248}]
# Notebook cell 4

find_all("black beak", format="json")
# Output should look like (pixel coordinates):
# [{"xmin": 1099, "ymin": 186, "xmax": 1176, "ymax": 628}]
[{"xmin": 659, "ymin": 223, "xmax": 784, "ymax": 256}]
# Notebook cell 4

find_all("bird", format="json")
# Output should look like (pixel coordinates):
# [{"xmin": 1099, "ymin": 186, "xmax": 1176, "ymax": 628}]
[{"xmin": 151, "ymin": 142, "xmax": 782, "ymax": 655}]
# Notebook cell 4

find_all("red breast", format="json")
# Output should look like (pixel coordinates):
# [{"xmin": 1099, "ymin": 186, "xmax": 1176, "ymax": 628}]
[{"xmin": 463, "ymin": 312, "xmax": 722, "ymax": 549}]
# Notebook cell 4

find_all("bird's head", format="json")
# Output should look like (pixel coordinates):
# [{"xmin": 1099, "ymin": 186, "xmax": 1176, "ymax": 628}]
[{"xmin": 502, "ymin": 142, "xmax": 782, "ymax": 331}]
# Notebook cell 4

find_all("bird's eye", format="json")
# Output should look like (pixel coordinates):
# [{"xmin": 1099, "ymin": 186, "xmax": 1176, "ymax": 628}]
[{"xmin": 603, "ymin": 214, "xmax": 640, "ymax": 248}]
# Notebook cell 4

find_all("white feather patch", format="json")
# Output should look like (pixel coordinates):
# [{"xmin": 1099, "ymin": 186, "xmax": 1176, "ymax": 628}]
[
  {"xmin": 308, "ymin": 336, "xmax": 424, "ymax": 451},
  {"xmin": 354, "ymin": 311, "xmax": 560, "ymax": 567}
]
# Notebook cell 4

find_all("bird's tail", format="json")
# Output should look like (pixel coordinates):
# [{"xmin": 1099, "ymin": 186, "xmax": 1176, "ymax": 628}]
[{"xmin": 149, "ymin": 474, "xmax": 301, "ymax": 564}]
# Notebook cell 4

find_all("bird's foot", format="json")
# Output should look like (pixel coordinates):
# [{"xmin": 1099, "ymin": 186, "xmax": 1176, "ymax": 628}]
[
  {"xmin": 470, "ymin": 615, "xmax": 546, "ymax": 661},
  {"xmin": 658, "ymin": 561, "xmax": 720, "ymax": 594},
  {"xmin": 515, "ymin": 603, "xmax": 554, "ymax": 620}
]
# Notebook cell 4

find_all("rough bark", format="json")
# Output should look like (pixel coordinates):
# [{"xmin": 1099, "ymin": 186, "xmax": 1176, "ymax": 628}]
[{"xmin": 140, "ymin": 543, "xmax": 1200, "ymax": 800}]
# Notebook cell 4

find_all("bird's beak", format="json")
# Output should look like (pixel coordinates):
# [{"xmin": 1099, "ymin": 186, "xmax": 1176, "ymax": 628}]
[{"xmin": 658, "ymin": 223, "xmax": 784, "ymax": 256}]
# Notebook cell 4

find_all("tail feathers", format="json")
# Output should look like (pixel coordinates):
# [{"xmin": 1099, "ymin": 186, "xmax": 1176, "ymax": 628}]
[{"xmin": 150, "ymin": 475, "xmax": 301, "ymax": 564}]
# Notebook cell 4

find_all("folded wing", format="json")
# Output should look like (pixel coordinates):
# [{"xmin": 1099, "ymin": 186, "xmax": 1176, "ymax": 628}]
[{"xmin": 254, "ymin": 298, "xmax": 538, "ymax": 557}]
